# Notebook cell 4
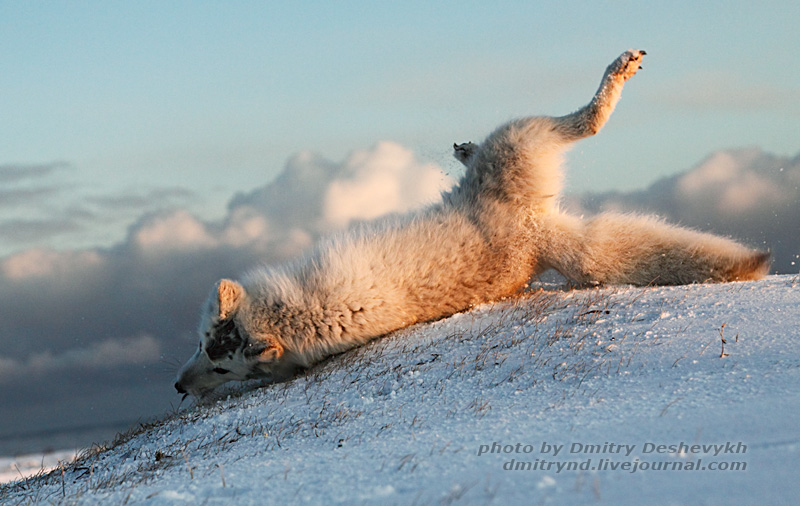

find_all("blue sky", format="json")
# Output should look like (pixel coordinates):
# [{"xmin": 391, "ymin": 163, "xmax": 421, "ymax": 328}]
[{"xmin": 2, "ymin": 2, "xmax": 798, "ymax": 251}]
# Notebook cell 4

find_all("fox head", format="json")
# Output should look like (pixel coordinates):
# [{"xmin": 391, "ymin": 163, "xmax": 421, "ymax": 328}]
[{"xmin": 174, "ymin": 279, "xmax": 290, "ymax": 397}]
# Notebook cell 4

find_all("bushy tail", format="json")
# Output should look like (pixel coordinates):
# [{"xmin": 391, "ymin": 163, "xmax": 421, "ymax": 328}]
[{"xmin": 543, "ymin": 212, "xmax": 770, "ymax": 286}]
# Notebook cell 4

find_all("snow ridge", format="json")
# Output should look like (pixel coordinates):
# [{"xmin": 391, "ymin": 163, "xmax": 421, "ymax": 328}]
[{"xmin": 2, "ymin": 275, "xmax": 799, "ymax": 505}]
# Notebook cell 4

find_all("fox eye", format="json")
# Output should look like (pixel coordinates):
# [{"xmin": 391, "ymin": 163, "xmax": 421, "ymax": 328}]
[{"xmin": 212, "ymin": 367, "xmax": 231, "ymax": 375}]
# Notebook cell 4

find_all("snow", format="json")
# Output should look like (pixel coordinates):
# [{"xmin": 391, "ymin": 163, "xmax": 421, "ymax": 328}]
[
  {"xmin": 0, "ymin": 450, "xmax": 80, "ymax": 485},
  {"xmin": 2, "ymin": 275, "xmax": 799, "ymax": 505}
]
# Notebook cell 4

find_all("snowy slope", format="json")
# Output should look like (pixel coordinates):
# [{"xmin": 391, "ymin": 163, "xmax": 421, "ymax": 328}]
[
  {"xmin": 2, "ymin": 275, "xmax": 799, "ymax": 505},
  {"xmin": 0, "ymin": 450, "xmax": 80, "ymax": 486}
]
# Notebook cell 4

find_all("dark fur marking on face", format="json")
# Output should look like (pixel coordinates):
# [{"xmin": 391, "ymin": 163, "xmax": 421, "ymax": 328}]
[
  {"xmin": 243, "ymin": 341, "xmax": 269, "ymax": 358},
  {"xmin": 205, "ymin": 319, "xmax": 243, "ymax": 361}
]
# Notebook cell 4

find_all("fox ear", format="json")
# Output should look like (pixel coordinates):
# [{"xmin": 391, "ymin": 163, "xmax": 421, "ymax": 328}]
[
  {"xmin": 259, "ymin": 343, "xmax": 284, "ymax": 362},
  {"xmin": 216, "ymin": 279, "xmax": 244, "ymax": 320},
  {"xmin": 244, "ymin": 340, "xmax": 284, "ymax": 363}
]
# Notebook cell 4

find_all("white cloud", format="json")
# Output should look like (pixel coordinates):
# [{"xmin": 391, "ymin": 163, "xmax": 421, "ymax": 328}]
[
  {"xmin": 1, "ymin": 248, "xmax": 104, "ymax": 281},
  {"xmin": 218, "ymin": 141, "xmax": 453, "ymax": 255},
  {"xmin": 570, "ymin": 147, "xmax": 800, "ymax": 274},
  {"xmin": 323, "ymin": 142, "xmax": 453, "ymax": 227},
  {"xmin": 678, "ymin": 150, "xmax": 744, "ymax": 193},
  {"xmin": 717, "ymin": 171, "xmax": 787, "ymax": 215},
  {"xmin": 220, "ymin": 206, "xmax": 272, "ymax": 248},
  {"xmin": 676, "ymin": 149, "xmax": 797, "ymax": 215},
  {"xmin": 131, "ymin": 210, "xmax": 217, "ymax": 254}
]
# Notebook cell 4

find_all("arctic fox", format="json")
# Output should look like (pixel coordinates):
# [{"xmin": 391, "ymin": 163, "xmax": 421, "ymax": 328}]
[{"xmin": 175, "ymin": 50, "xmax": 769, "ymax": 397}]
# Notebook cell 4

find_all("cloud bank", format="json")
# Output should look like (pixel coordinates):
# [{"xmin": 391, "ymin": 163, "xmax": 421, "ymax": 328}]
[
  {"xmin": 564, "ymin": 147, "xmax": 800, "ymax": 274},
  {"xmin": 0, "ymin": 142, "xmax": 796, "ymax": 452},
  {"xmin": 0, "ymin": 162, "xmax": 196, "ymax": 257},
  {"xmin": 0, "ymin": 142, "xmax": 453, "ymax": 446}
]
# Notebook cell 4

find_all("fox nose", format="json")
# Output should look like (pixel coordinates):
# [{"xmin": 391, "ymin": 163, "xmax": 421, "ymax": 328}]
[{"xmin": 174, "ymin": 382, "xmax": 186, "ymax": 394}]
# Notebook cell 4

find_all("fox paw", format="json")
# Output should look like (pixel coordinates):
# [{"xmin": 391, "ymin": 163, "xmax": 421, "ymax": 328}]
[
  {"xmin": 608, "ymin": 49, "xmax": 646, "ymax": 81},
  {"xmin": 453, "ymin": 142, "xmax": 477, "ymax": 164}
]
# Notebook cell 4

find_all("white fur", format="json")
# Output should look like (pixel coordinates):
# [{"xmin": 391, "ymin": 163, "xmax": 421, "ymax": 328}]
[{"xmin": 176, "ymin": 50, "xmax": 769, "ymax": 396}]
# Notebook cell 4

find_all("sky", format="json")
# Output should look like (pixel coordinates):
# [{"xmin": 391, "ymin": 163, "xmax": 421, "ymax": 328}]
[
  {"xmin": 0, "ymin": 1, "xmax": 798, "ymax": 454},
  {"xmin": 2, "ymin": 0, "xmax": 799, "ymax": 255}
]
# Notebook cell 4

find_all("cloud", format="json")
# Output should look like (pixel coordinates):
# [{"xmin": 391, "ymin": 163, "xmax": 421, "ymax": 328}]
[
  {"xmin": 1, "ymin": 248, "xmax": 104, "ymax": 281},
  {"xmin": 85, "ymin": 187, "xmax": 195, "ymax": 212},
  {"xmin": 565, "ymin": 147, "xmax": 800, "ymax": 274},
  {"xmin": 675, "ymin": 149, "xmax": 797, "ymax": 215},
  {"xmin": 228, "ymin": 141, "xmax": 452, "ymax": 231},
  {"xmin": 0, "ymin": 172, "xmax": 198, "ymax": 256},
  {"xmin": 130, "ymin": 210, "xmax": 217, "ymax": 254},
  {"xmin": 323, "ymin": 142, "xmax": 451, "ymax": 227},
  {"xmin": 0, "ymin": 335, "xmax": 160, "ymax": 384},
  {"xmin": 0, "ymin": 142, "xmax": 452, "ymax": 441},
  {"xmin": 0, "ymin": 217, "xmax": 84, "ymax": 244},
  {"xmin": 0, "ymin": 186, "xmax": 63, "ymax": 209},
  {"xmin": 0, "ymin": 162, "xmax": 69, "ymax": 184}
]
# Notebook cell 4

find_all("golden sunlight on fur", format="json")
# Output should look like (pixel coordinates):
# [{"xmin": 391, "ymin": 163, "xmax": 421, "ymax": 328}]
[{"xmin": 175, "ymin": 50, "xmax": 769, "ymax": 397}]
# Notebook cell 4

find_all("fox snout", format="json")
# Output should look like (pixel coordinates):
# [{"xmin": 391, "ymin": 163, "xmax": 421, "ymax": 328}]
[{"xmin": 174, "ymin": 350, "xmax": 217, "ymax": 397}]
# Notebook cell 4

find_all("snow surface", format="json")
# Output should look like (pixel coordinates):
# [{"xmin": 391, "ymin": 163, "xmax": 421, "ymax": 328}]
[
  {"xmin": 0, "ymin": 450, "xmax": 80, "ymax": 485},
  {"xmin": 2, "ymin": 275, "xmax": 799, "ymax": 505}
]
